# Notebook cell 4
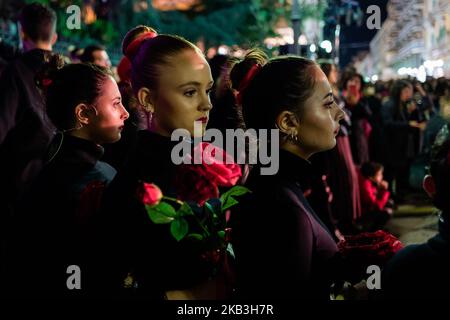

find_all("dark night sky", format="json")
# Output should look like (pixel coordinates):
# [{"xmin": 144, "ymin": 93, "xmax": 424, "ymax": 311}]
[{"xmin": 338, "ymin": 0, "xmax": 389, "ymax": 67}]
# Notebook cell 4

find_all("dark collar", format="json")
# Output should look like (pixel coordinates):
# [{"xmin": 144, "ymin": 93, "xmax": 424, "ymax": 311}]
[
  {"xmin": 47, "ymin": 134, "xmax": 104, "ymax": 167},
  {"xmin": 276, "ymin": 149, "xmax": 312, "ymax": 187}
]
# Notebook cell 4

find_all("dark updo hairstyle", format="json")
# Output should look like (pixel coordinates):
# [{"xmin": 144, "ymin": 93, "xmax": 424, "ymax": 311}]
[
  {"xmin": 122, "ymin": 26, "xmax": 201, "ymax": 94},
  {"xmin": 121, "ymin": 25, "xmax": 157, "ymax": 56},
  {"xmin": 36, "ymin": 54, "xmax": 113, "ymax": 131},
  {"xmin": 229, "ymin": 48, "xmax": 318, "ymax": 131},
  {"xmin": 429, "ymin": 123, "xmax": 450, "ymax": 213}
]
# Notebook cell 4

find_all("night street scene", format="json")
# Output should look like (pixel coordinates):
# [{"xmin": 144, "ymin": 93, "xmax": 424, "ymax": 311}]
[{"xmin": 1, "ymin": 0, "xmax": 450, "ymax": 310}]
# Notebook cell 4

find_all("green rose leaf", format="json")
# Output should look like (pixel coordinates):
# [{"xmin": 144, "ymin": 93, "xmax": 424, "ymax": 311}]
[
  {"xmin": 178, "ymin": 202, "xmax": 194, "ymax": 217},
  {"xmin": 221, "ymin": 186, "xmax": 252, "ymax": 200},
  {"xmin": 221, "ymin": 197, "xmax": 239, "ymax": 211},
  {"xmin": 170, "ymin": 218, "xmax": 189, "ymax": 242},
  {"xmin": 146, "ymin": 202, "xmax": 176, "ymax": 224},
  {"xmin": 221, "ymin": 186, "xmax": 251, "ymax": 211},
  {"xmin": 186, "ymin": 233, "xmax": 204, "ymax": 241}
]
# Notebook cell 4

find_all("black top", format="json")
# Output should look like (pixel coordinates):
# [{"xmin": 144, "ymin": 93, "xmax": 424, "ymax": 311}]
[
  {"xmin": 382, "ymin": 211, "xmax": 450, "ymax": 299},
  {"xmin": 6, "ymin": 134, "xmax": 116, "ymax": 297},
  {"xmin": 100, "ymin": 130, "xmax": 212, "ymax": 298},
  {"xmin": 381, "ymin": 98, "xmax": 422, "ymax": 165},
  {"xmin": 231, "ymin": 149, "xmax": 340, "ymax": 299}
]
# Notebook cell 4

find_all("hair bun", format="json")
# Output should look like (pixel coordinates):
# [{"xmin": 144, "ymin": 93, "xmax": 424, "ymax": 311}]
[
  {"xmin": 36, "ymin": 53, "xmax": 65, "ymax": 94},
  {"xmin": 124, "ymin": 31, "xmax": 158, "ymax": 62}
]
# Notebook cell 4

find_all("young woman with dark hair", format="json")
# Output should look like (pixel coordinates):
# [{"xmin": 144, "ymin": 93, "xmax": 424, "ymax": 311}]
[
  {"xmin": 102, "ymin": 25, "xmax": 158, "ymax": 170},
  {"xmin": 381, "ymin": 79, "xmax": 425, "ymax": 200},
  {"xmin": 229, "ymin": 50, "xmax": 345, "ymax": 299},
  {"xmin": 6, "ymin": 56, "xmax": 129, "ymax": 297}
]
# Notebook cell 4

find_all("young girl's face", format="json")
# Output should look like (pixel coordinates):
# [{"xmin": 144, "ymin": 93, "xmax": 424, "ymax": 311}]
[
  {"xmin": 150, "ymin": 49, "xmax": 214, "ymax": 137},
  {"xmin": 87, "ymin": 76, "xmax": 129, "ymax": 144},
  {"xmin": 372, "ymin": 169, "xmax": 383, "ymax": 184}
]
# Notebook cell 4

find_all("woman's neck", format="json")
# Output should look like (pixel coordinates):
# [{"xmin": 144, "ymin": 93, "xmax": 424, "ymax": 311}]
[{"xmin": 280, "ymin": 143, "xmax": 312, "ymax": 162}]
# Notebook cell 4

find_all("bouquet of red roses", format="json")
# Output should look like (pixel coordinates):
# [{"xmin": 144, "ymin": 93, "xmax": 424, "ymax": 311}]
[
  {"xmin": 337, "ymin": 230, "xmax": 403, "ymax": 283},
  {"xmin": 136, "ymin": 142, "xmax": 250, "ymax": 265}
]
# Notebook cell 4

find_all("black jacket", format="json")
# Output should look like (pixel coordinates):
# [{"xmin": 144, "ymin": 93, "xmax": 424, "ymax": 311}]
[
  {"xmin": 0, "ymin": 49, "xmax": 55, "ymax": 211},
  {"xmin": 6, "ymin": 134, "xmax": 116, "ymax": 297},
  {"xmin": 231, "ymin": 149, "xmax": 340, "ymax": 299}
]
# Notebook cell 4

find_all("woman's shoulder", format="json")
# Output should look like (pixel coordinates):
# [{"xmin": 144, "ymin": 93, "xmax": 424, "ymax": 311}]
[{"xmin": 242, "ymin": 172, "xmax": 314, "ymax": 222}]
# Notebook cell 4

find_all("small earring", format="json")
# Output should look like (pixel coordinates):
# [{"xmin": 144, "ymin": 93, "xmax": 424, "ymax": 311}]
[
  {"xmin": 289, "ymin": 131, "xmax": 298, "ymax": 143},
  {"xmin": 143, "ymin": 110, "xmax": 153, "ymax": 130}
]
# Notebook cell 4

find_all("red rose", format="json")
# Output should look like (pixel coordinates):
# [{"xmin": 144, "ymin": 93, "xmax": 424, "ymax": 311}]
[
  {"xmin": 137, "ymin": 182, "xmax": 163, "ymax": 206},
  {"xmin": 194, "ymin": 142, "xmax": 242, "ymax": 187},
  {"xmin": 338, "ymin": 230, "xmax": 403, "ymax": 282},
  {"xmin": 175, "ymin": 165, "xmax": 219, "ymax": 206}
]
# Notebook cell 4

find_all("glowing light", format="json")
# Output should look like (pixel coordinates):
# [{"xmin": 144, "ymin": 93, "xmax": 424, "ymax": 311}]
[{"xmin": 320, "ymin": 40, "xmax": 332, "ymax": 53}]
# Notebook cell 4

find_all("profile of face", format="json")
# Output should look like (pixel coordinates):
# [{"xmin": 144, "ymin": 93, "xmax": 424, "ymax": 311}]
[
  {"xmin": 92, "ymin": 49, "xmax": 112, "ymax": 69},
  {"xmin": 144, "ymin": 49, "xmax": 213, "ymax": 137},
  {"xmin": 83, "ymin": 76, "xmax": 129, "ymax": 144},
  {"xmin": 292, "ymin": 66, "xmax": 345, "ymax": 157},
  {"xmin": 400, "ymin": 85, "xmax": 413, "ymax": 102}
]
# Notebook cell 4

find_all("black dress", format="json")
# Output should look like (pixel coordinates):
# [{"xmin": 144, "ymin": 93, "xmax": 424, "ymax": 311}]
[
  {"xmin": 231, "ymin": 149, "xmax": 340, "ymax": 299},
  {"xmin": 100, "ymin": 130, "xmax": 213, "ymax": 298},
  {"xmin": 5, "ymin": 134, "xmax": 116, "ymax": 297}
]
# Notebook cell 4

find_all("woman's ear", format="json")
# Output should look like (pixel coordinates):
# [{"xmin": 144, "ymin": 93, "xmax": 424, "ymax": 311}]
[
  {"xmin": 275, "ymin": 110, "xmax": 299, "ymax": 135},
  {"xmin": 137, "ymin": 87, "xmax": 155, "ymax": 113},
  {"xmin": 423, "ymin": 175, "xmax": 436, "ymax": 198},
  {"xmin": 74, "ymin": 103, "xmax": 92, "ymax": 125}
]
